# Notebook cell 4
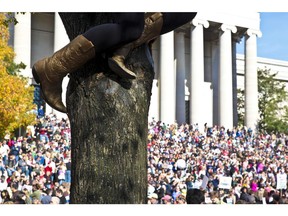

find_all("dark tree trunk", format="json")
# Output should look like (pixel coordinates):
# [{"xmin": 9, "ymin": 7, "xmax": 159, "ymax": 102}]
[{"xmin": 59, "ymin": 13, "xmax": 154, "ymax": 204}]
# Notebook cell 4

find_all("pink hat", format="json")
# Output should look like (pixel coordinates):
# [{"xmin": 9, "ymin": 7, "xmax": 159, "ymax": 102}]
[
  {"xmin": 265, "ymin": 187, "xmax": 271, "ymax": 193},
  {"xmin": 161, "ymin": 195, "xmax": 172, "ymax": 201}
]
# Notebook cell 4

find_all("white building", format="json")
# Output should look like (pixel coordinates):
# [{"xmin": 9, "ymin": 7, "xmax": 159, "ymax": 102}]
[{"xmin": 8, "ymin": 12, "xmax": 288, "ymax": 131}]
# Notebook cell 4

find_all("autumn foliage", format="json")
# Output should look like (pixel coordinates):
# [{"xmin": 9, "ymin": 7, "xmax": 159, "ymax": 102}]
[{"xmin": 0, "ymin": 13, "xmax": 36, "ymax": 136}]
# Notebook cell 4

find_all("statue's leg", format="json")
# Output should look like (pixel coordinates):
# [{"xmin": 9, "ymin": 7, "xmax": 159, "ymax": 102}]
[
  {"xmin": 160, "ymin": 12, "xmax": 197, "ymax": 35},
  {"xmin": 83, "ymin": 13, "xmax": 144, "ymax": 53},
  {"xmin": 108, "ymin": 12, "xmax": 197, "ymax": 78},
  {"xmin": 32, "ymin": 35, "xmax": 95, "ymax": 113},
  {"xmin": 108, "ymin": 12, "xmax": 164, "ymax": 79},
  {"xmin": 32, "ymin": 13, "xmax": 144, "ymax": 113}
]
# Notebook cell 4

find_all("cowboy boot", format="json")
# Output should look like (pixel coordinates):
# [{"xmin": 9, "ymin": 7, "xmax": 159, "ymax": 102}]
[
  {"xmin": 32, "ymin": 35, "xmax": 95, "ymax": 113},
  {"xmin": 108, "ymin": 12, "xmax": 163, "ymax": 79}
]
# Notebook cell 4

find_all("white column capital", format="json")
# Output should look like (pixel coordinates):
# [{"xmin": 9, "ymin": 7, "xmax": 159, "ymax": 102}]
[
  {"xmin": 220, "ymin": 24, "xmax": 237, "ymax": 33},
  {"xmin": 191, "ymin": 18, "xmax": 209, "ymax": 28},
  {"xmin": 246, "ymin": 28, "xmax": 262, "ymax": 38}
]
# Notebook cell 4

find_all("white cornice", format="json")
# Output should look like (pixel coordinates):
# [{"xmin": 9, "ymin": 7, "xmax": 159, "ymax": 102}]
[
  {"xmin": 237, "ymin": 54, "xmax": 288, "ymax": 67},
  {"xmin": 195, "ymin": 12, "xmax": 260, "ymax": 30}
]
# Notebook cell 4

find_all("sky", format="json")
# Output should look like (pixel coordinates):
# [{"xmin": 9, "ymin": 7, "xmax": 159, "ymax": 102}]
[{"xmin": 237, "ymin": 12, "xmax": 288, "ymax": 61}]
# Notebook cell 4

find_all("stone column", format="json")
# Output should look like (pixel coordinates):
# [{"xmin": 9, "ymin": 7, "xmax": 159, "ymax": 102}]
[
  {"xmin": 46, "ymin": 13, "xmax": 70, "ymax": 117},
  {"xmin": 148, "ymin": 39, "xmax": 160, "ymax": 122},
  {"xmin": 159, "ymin": 31, "xmax": 175, "ymax": 124},
  {"xmin": 218, "ymin": 24, "xmax": 237, "ymax": 129},
  {"xmin": 212, "ymin": 41, "xmax": 220, "ymax": 126},
  {"xmin": 175, "ymin": 32, "xmax": 186, "ymax": 124},
  {"xmin": 244, "ymin": 29, "xmax": 262, "ymax": 130},
  {"xmin": 13, "ymin": 13, "xmax": 31, "ymax": 79},
  {"xmin": 54, "ymin": 13, "xmax": 69, "ymax": 52},
  {"xmin": 190, "ymin": 19, "xmax": 209, "ymax": 130},
  {"xmin": 232, "ymin": 37, "xmax": 239, "ymax": 127}
]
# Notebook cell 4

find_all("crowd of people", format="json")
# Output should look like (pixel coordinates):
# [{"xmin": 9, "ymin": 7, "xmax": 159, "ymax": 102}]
[
  {"xmin": 1, "ymin": 110, "xmax": 288, "ymax": 204},
  {"xmin": 0, "ymin": 111, "xmax": 71, "ymax": 204},
  {"xmin": 147, "ymin": 118, "xmax": 288, "ymax": 204}
]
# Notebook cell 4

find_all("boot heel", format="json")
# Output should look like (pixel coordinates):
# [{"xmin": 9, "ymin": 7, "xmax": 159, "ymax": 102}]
[
  {"xmin": 32, "ymin": 66, "xmax": 40, "ymax": 84},
  {"xmin": 108, "ymin": 58, "xmax": 136, "ymax": 79}
]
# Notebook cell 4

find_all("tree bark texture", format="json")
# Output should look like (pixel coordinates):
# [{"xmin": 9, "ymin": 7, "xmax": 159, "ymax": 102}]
[{"xmin": 59, "ymin": 13, "xmax": 153, "ymax": 204}]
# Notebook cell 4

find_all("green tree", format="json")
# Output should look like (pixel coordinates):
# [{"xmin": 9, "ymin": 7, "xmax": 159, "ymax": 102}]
[
  {"xmin": 258, "ymin": 67, "xmax": 288, "ymax": 133},
  {"xmin": 0, "ymin": 13, "xmax": 36, "ymax": 136},
  {"xmin": 237, "ymin": 67, "xmax": 288, "ymax": 133},
  {"xmin": 237, "ymin": 88, "xmax": 245, "ymax": 126}
]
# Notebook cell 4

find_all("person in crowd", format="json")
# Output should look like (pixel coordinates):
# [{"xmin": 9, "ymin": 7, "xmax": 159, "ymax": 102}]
[
  {"xmin": 41, "ymin": 188, "xmax": 52, "ymax": 204},
  {"xmin": 55, "ymin": 188, "xmax": 67, "ymax": 204},
  {"xmin": 50, "ymin": 196, "xmax": 60, "ymax": 204},
  {"xmin": 147, "ymin": 193, "xmax": 159, "ymax": 204},
  {"xmin": 5, "ymin": 154, "xmax": 17, "ymax": 177},
  {"xmin": 0, "ymin": 160, "xmax": 6, "ymax": 175},
  {"xmin": 37, "ymin": 106, "xmax": 45, "ymax": 119},
  {"xmin": 0, "ymin": 141, "xmax": 9, "ymax": 165},
  {"xmin": 56, "ymin": 161, "xmax": 66, "ymax": 185},
  {"xmin": 161, "ymin": 194, "xmax": 172, "ymax": 204},
  {"xmin": 175, "ymin": 194, "xmax": 186, "ymax": 204},
  {"xmin": 64, "ymin": 157, "xmax": 71, "ymax": 183},
  {"xmin": 30, "ymin": 183, "xmax": 42, "ymax": 202},
  {"xmin": 0, "ymin": 189, "xmax": 11, "ymax": 204},
  {"xmin": 22, "ymin": 188, "xmax": 32, "ymax": 204}
]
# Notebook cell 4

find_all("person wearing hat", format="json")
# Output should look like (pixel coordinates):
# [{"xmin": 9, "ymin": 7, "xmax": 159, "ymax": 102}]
[
  {"xmin": 41, "ymin": 194, "xmax": 52, "ymax": 204},
  {"xmin": 161, "ymin": 194, "xmax": 172, "ymax": 204},
  {"xmin": 50, "ymin": 196, "xmax": 60, "ymax": 204},
  {"xmin": 148, "ymin": 193, "xmax": 159, "ymax": 204}
]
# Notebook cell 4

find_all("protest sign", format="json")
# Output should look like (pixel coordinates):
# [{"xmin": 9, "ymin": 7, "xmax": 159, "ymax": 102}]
[
  {"xmin": 277, "ymin": 173, "xmax": 287, "ymax": 189},
  {"xmin": 219, "ymin": 176, "xmax": 232, "ymax": 189}
]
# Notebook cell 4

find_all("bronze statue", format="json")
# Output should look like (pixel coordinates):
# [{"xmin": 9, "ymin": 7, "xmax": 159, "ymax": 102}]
[{"xmin": 32, "ymin": 12, "xmax": 196, "ymax": 113}]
